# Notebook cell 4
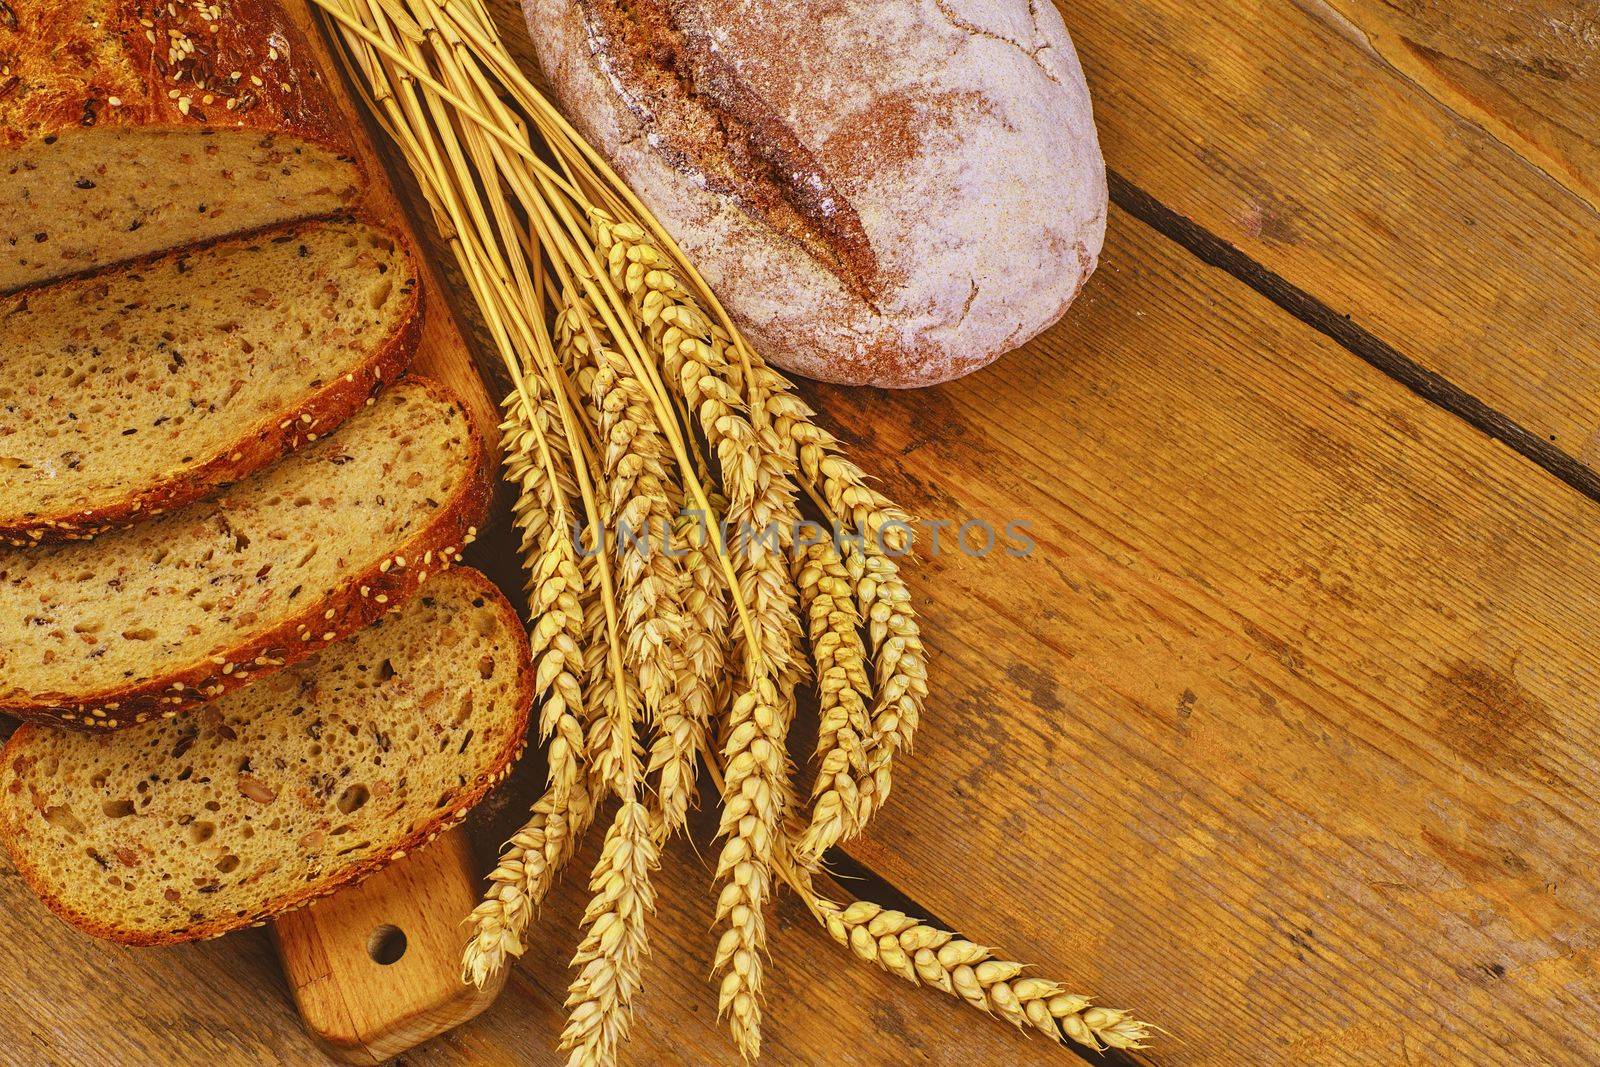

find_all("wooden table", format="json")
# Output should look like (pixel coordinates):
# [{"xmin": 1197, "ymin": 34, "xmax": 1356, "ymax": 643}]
[{"xmin": 6, "ymin": 1, "xmax": 1599, "ymax": 1063}]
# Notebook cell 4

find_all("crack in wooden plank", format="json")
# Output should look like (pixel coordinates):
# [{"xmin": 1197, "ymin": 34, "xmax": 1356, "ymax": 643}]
[
  {"xmin": 1292, "ymin": 0, "xmax": 1600, "ymax": 218},
  {"xmin": 1106, "ymin": 168, "xmax": 1600, "ymax": 509}
]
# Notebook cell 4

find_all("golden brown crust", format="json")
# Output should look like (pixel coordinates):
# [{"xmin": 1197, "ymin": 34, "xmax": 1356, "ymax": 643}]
[
  {"xmin": 0, "ymin": 568, "xmax": 533, "ymax": 945},
  {"xmin": 0, "ymin": 216, "xmax": 424, "ymax": 546},
  {"xmin": 0, "ymin": 0, "xmax": 357, "ymax": 160},
  {"xmin": 0, "ymin": 375, "xmax": 496, "ymax": 730}
]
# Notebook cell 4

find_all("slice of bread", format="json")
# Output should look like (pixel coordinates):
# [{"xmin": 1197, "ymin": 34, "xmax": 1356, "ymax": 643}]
[
  {"xmin": 0, "ymin": 0, "xmax": 363, "ymax": 291},
  {"xmin": 0, "ymin": 219, "xmax": 421, "ymax": 544},
  {"xmin": 0, "ymin": 377, "xmax": 492, "ymax": 729},
  {"xmin": 0, "ymin": 568, "xmax": 531, "ymax": 945}
]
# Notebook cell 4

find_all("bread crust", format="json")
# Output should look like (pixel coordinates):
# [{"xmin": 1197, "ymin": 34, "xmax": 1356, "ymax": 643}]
[
  {"xmin": 0, "ymin": 375, "xmax": 497, "ymax": 730},
  {"xmin": 0, "ymin": 0, "xmax": 357, "ymax": 160},
  {"xmin": 522, "ymin": 0, "xmax": 1107, "ymax": 388},
  {"xmin": 0, "ymin": 568, "xmax": 533, "ymax": 946},
  {"xmin": 0, "ymin": 216, "xmax": 424, "ymax": 546}
]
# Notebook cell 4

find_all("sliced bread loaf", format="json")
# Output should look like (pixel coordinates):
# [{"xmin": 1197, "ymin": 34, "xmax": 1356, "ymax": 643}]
[
  {"xmin": 0, "ymin": 568, "xmax": 531, "ymax": 945},
  {"xmin": 0, "ymin": 377, "xmax": 492, "ymax": 729},
  {"xmin": 0, "ymin": 0, "xmax": 362, "ymax": 291},
  {"xmin": 0, "ymin": 218, "xmax": 421, "ymax": 544}
]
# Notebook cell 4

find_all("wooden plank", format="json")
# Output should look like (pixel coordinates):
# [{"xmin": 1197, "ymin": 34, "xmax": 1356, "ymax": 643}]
[
  {"xmin": 0, "ymin": 776, "xmax": 1068, "ymax": 1064},
  {"xmin": 1319, "ymin": 0, "xmax": 1600, "ymax": 208},
  {"xmin": 1062, "ymin": 0, "xmax": 1600, "ymax": 457},
  {"xmin": 445, "ymin": 762, "xmax": 1097, "ymax": 1066},
  {"xmin": 810, "ymin": 205, "xmax": 1600, "ymax": 1065}
]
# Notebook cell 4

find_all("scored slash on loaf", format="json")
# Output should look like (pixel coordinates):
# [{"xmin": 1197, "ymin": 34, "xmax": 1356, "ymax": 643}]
[
  {"xmin": 0, "ymin": 568, "xmax": 533, "ymax": 945},
  {"xmin": 0, "ymin": 218, "xmax": 422, "ymax": 544},
  {"xmin": 0, "ymin": 377, "xmax": 493, "ymax": 730},
  {"xmin": 522, "ymin": 0, "xmax": 1107, "ymax": 387}
]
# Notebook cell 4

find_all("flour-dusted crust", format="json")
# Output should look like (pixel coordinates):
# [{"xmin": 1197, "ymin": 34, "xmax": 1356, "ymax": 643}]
[
  {"xmin": 0, "ymin": 376, "xmax": 495, "ymax": 730},
  {"xmin": 0, "ymin": 0, "xmax": 355, "ymax": 156},
  {"xmin": 0, "ymin": 569, "xmax": 533, "ymax": 945},
  {"xmin": 0, "ymin": 217, "xmax": 423, "ymax": 546},
  {"xmin": 522, "ymin": 0, "xmax": 1107, "ymax": 387}
]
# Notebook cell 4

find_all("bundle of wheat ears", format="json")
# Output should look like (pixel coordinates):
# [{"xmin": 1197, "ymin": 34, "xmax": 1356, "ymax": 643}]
[{"xmin": 313, "ymin": 0, "xmax": 1152, "ymax": 1062}]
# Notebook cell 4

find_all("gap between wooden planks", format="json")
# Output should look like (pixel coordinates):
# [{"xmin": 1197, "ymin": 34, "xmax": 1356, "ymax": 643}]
[
  {"xmin": 1057, "ymin": 0, "xmax": 1600, "ymax": 477},
  {"xmin": 812, "ymin": 206, "xmax": 1600, "ymax": 1065}
]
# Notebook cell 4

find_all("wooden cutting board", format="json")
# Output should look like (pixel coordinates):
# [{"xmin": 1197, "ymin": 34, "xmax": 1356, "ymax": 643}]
[{"xmin": 269, "ymin": 3, "xmax": 511, "ymax": 1063}]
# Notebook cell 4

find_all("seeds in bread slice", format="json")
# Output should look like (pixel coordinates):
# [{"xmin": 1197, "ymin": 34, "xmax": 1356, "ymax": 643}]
[
  {"xmin": 0, "ymin": 376, "xmax": 491, "ymax": 729},
  {"xmin": 0, "ymin": 568, "xmax": 531, "ymax": 945},
  {"xmin": 0, "ymin": 218, "xmax": 421, "ymax": 543},
  {"xmin": 0, "ymin": 0, "xmax": 363, "ymax": 292}
]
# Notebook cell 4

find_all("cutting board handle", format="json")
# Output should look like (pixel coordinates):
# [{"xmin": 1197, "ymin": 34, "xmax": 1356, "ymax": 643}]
[{"xmin": 273, "ymin": 828, "xmax": 507, "ymax": 1065}]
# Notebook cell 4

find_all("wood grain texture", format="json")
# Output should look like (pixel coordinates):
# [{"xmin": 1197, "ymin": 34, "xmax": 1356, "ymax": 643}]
[
  {"xmin": 10, "ymin": 1, "xmax": 1600, "ymax": 1065},
  {"xmin": 1320, "ymin": 0, "xmax": 1600, "ymax": 208},
  {"xmin": 0, "ymin": 775, "xmax": 1068, "ymax": 1065},
  {"xmin": 276, "ymin": 831, "xmax": 506, "ymax": 1064},
  {"xmin": 1062, "ymin": 0, "xmax": 1600, "ymax": 460},
  {"xmin": 813, "ymin": 206, "xmax": 1600, "ymax": 1065}
]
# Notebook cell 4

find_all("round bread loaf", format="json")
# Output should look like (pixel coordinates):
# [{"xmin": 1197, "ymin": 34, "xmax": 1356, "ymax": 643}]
[{"xmin": 522, "ymin": 0, "xmax": 1106, "ymax": 387}]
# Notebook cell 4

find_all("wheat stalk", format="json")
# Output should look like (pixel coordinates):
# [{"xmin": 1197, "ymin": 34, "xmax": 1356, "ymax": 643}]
[{"xmin": 315, "ymin": 1, "xmax": 1153, "ymax": 1062}]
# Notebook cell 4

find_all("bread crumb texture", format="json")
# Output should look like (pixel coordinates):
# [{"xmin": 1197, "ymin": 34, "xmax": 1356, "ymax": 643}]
[
  {"xmin": 0, "ymin": 218, "xmax": 419, "ymax": 536},
  {"xmin": 0, "ymin": 568, "xmax": 531, "ymax": 943},
  {"xmin": 0, "ymin": 377, "xmax": 485, "ymax": 724},
  {"xmin": 0, "ymin": 0, "xmax": 360, "ymax": 289}
]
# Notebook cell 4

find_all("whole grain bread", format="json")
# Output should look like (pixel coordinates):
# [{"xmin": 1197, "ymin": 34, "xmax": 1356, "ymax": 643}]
[
  {"xmin": 0, "ymin": 567, "xmax": 531, "ymax": 945},
  {"xmin": 0, "ymin": 0, "xmax": 362, "ymax": 291},
  {"xmin": 522, "ymin": 0, "xmax": 1107, "ymax": 388},
  {"xmin": 0, "ymin": 218, "xmax": 421, "ymax": 544},
  {"xmin": 0, "ymin": 377, "xmax": 492, "ymax": 729}
]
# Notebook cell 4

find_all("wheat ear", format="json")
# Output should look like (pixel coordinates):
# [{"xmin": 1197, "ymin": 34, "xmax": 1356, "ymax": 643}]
[
  {"xmin": 593, "ymin": 216, "xmax": 760, "ymax": 515},
  {"xmin": 746, "ymin": 357, "xmax": 912, "ymax": 553},
  {"xmin": 461, "ymin": 383, "xmax": 592, "ymax": 983},
  {"xmin": 648, "ymin": 510, "xmax": 729, "ymax": 835},
  {"xmin": 562, "ymin": 661, "xmax": 656, "ymax": 1065},
  {"xmin": 710, "ymin": 678, "xmax": 789, "ymax": 1061},
  {"xmin": 588, "ymin": 339, "xmax": 689, "ymax": 708},
  {"xmin": 807, "ymin": 892, "xmax": 1152, "ymax": 1053},
  {"xmin": 501, "ymin": 387, "xmax": 589, "ymax": 802},
  {"xmin": 844, "ymin": 539, "xmax": 927, "ymax": 818},
  {"xmin": 560, "ymin": 385, "xmax": 662, "ymax": 1066},
  {"xmin": 789, "ymin": 539, "xmax": 878, "ymax": 868},
  {"xmin": 463, "ymin": 778, "xmax": 597, "ymax": 986},
  {"xmin": 560, "ymin": 798, "xmax": 658, "ymax": 1066}
]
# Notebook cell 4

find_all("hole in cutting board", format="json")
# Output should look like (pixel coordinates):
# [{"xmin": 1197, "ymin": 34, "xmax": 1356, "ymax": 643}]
[{"xmin": 366, "ymin": 924, "xmax": 408, "ymax": 965}]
